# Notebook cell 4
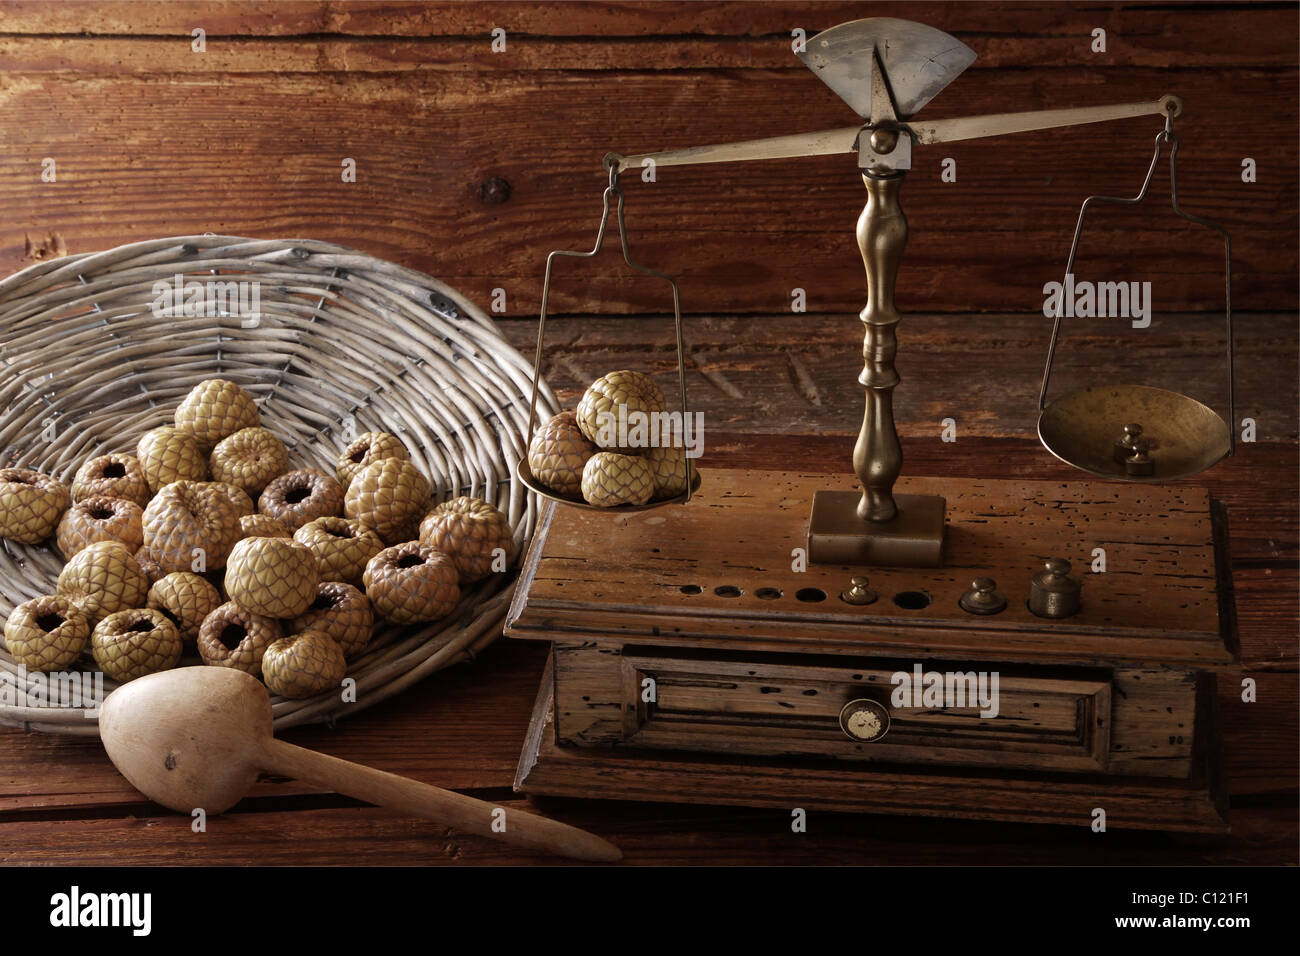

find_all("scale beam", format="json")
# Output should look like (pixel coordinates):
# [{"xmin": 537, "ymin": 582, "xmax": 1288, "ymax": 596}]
[
  {"xmin": 609, "ymin": 127, "xmax": 859, "ymax": 173},
  {"xmin": 609, "ymin": 96, "xmax": 1181, "ymax": 175},
  {"xmin": 912, "ymin": 96, "xmax": 1182, "ymax": 145}
]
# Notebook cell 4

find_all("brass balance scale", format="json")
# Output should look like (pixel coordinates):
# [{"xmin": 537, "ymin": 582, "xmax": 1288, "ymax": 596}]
[{"xmin": 507, "ymin": 18, "xmax": 1237, "ymax": 831}]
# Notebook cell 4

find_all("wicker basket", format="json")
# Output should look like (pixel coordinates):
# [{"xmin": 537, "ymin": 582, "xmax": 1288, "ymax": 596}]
[{"xmin": 0, "ymin": 235, "xmax": 557, "ymax": 735}]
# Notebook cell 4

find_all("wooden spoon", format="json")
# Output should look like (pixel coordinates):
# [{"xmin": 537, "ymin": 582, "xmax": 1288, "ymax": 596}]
[{"xmin": 98, "ymin": 666, "xmax": 621, "ymax": 863}]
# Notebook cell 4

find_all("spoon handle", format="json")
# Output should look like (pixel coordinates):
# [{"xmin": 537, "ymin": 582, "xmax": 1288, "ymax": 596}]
[{"xmin": 260, "ymin": 739, "xmax": 621, "ymax": 863}]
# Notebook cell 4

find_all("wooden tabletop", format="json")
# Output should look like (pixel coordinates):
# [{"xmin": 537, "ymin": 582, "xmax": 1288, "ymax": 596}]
[
  {"xmin": 0, "ymin": 0, "xmax": 1293, "ymax": 865},
  {"xmin": 1, "ymin": 429, "xmax": 1293, "ymax": 865}
]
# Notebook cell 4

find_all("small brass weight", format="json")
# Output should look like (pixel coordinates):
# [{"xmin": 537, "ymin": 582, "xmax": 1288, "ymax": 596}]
[{"xmin": 603, "ymin": 16, "xmax": 1232, "ymax": 567}]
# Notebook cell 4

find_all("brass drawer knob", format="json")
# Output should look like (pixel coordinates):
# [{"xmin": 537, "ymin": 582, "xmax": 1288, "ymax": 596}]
[{"xmin": 839, "ymin": 699, "xmax": 891, "ymax": 742}]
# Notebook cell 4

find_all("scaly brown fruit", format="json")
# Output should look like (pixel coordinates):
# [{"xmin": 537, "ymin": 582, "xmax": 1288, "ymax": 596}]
[
  {"xmin": 91, "ymin": 608, "xmax": 182, "ymax": 682},
  {"xmin": 336, "ymin": 431, "xmax": 408, "ymax": 489},
  {"xmin": 362, "ymin": 542, "xmax": 459, "ymax": 625},
  {"xmin": 223, "ymin": 536, "xmax": 320, "ymax": 619},
  {"xmin": 71, "ymin": 453, "xmax": 150, "ymax": 508},
  {"xmin": 3, "ymin": 595, "xmax": 90, "ymax": 672},
  {"xmin": 527, "ymin": 410, "xmax": 596, "ymax": 499},
  {"xmin": 173, "ymin": 378, "xmax": 260, "ymax": 450},
  {"xmin": 643, "ymin": 444, "xmax": 690, "ymax": 500},
  {"xmin": 344, "ymin": 458, "xmax": 430, "ymax": 542},
  {"xmin": 56, "ymin": 495, "xmax": 144, "ymax": 560},
  {"xmin": 418, "ymin": 496, "xmax": 513, "ymax": 584},
  {"xmin": 56, "ymin": 540, "xmax": 149, "ymax": 625},
  {"xmin": 581, "ymin": 452, "xmax": 654, "ymax": 507},
  {"xmin": 293, "ymin": 516, "xmax": 384, "ymax": 587},
  {"xmin": 209, "ymin": 426, "xmax": 289, "ymax": 497},
  {"xmin": 196, "ymin": 601, "xmax": 280, "ymax": 676},
  {"xmin": 240, "ymin": 513, "xmax": 291, "ymax": 538},
  {"xmin": 134, "ymin": 546, "xmax": 165, "ymax": 586},
  {"xmin": 261, "ymin": 629, "xmax": 347, "ymax": 699},
  {"xmin": 142, "ymin": 480, "xmax": 242, "ymax": 574},
  {"xmin": 136, "ymin": 426, "xmax": 208, "ymax": 494},
  {"xmin": 575, "ymin": 370, "xmax": 665, "ymax": 449},
  {"xmin": 209, "ymin": 481, "xmax": 255, "ymax": 517},
  {"xmin": 147, "ymin": 571, "xmax": 222, "ymax": 642},
  {"xmin": 259, "ymin": 468, "xmax": 344, "ymax": 532},
  {"xmin": 289, "ymin": 581, "xmax": 374, "ymax": 658},
  {"xmin": 0, "ymin": 467, "xmax": 71, "ymax": 544}
]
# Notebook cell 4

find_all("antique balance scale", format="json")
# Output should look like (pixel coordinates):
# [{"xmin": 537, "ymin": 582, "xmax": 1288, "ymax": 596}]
[{"xmin": 507, "ymin": 18, "xmax": 1237, "ymax": 831}]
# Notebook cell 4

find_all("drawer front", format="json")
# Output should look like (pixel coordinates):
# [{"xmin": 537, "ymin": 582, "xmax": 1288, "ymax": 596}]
[{"xmin": 619, "ymin": 655, "xmax": 1112, "ymax": 774}]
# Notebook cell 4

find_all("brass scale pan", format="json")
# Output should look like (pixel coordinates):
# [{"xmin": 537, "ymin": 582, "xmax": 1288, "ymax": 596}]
[
  {"xmin": 1036, "ymin": 111, "xmax": 1234, "ymax": 483},
  {"xmin": 517, "ymin": 159, "xmax": 700, "ymax": 513}
]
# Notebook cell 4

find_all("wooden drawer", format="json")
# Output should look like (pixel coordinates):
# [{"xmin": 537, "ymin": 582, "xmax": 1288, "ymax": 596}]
[
  {"xmin": 555, "ymin": 643, "xmax": 1199, "ymax": 778},
  {"xmin": 616, "ymin": 654, "xmax": 1113, "ymax": 774},
  {"xmin": 551, "ymin": 643, "xmax": 1202, "ymax": 778}
]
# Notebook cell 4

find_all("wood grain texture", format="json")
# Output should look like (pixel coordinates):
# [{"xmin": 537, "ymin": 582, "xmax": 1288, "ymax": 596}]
[
  {"xmin": 0, "ymin": 1, "xmax": 1291, "ymax": 864},
  {"xmin": 520, "ymin": 663, "xmax": 1230, "ymax": 833},
  {"xmin": 1, "ymin": 3, "xmax": 1294, "ymax": 66},
  {"xmin": 0, "ymin": 801, "xmax": 1295, "ymax": 866},
  {"xmin": 498, "ymin": 313, "xmax": 1298, "ymax": 443},
  {"xmin": 509, "ymin": 471, "xmax": 1233, "ymax": 667},
  {"xmin": 0, "ymin": 2, "xmax": 1294, "ymax": 314},
  {"xmin": 552, "ymin": 644, "xmax": 1205, "ymax": 777}
]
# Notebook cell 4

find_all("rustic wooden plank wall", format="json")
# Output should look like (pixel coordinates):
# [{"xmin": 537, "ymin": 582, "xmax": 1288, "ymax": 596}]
[
  {"xmin": 0, "ymin": 2, "xmax": 1294, "ymax": 864},
  {"xmin": 0, "ymin": 0, "xmax": 1294, "ymax": 319}
]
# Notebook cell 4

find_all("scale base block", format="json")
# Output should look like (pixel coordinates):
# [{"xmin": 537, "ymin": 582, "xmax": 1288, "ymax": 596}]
[
  {"xmin": 516, "ymin": 664, "xmax": 1229, "ymax": 834},
  {"xmin": 807, "ymin": 490, "xmax": 946, "ymax": 566},
  {"xmin": 507, "ymin": 469, "xmax": 1237, "ymax": 836}
]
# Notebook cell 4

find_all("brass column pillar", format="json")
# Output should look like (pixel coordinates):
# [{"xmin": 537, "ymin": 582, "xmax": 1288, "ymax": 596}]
[
  {"xmin": 807, "ymin": 169, "xmax": 947, "ymax": 567},
  {"xmin": 854, "ymin": 171, "xmax": 906, "ymax": 522}
]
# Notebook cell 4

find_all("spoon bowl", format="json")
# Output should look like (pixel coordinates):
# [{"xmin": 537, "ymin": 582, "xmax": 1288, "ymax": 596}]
[{"xmin": 99, "ymin": 666, "xmax": 269, "ymax": 814}]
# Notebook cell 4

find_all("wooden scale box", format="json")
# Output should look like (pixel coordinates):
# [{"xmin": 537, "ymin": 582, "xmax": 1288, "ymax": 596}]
[{"xmin": 506, "ymin": 18, "xmax": 1239, "ymax": 832}]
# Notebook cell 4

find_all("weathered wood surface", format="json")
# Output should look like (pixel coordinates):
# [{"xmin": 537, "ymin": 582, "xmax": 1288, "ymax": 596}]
[
  {"xmin": 553, "ymin": 642, "xmax": 1208, "ymax": 778},
  {"xmin": 520, "ymin": 663, "xmax": 1230, "ymax": 833},
  {"xmin": 555, "ymin": 645, "xmax": 1202, "ymax": 777},
  {"xmin": 499, "ymin": 313, "xmax": 1298, "ymax": 443},
  {"xmin": 511, "ymin": 472, "xmax": 1233, "ymax": 666},
  {"xmin": 0, "ymin": 800, "xmax": 1294, "ymax": 866},
  {"xmin": 0, "ymin": 437, "xmax": 1291, "ymax": 863},
  {"xmin": 0, "ymin": 2, "xmax": 1294, "ymax": 314},
  {"xmin": 0, "ymin": 0, "xmax": 1291, "ymax": 865}
]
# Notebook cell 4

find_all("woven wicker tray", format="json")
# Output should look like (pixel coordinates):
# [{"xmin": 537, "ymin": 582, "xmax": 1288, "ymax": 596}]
[{"xmin": 0, "ymin": 235, "xmax": 556, "ymax": 735}]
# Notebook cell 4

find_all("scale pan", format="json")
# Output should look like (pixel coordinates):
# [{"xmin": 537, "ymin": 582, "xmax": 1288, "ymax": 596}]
[
  {"xmin": 516, "ymin": 457, "xmax": 702, "ymax": 513},
  {"xmin": 1037, "ymin": 385, "xmax": 1231, "ymax": 482}
]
